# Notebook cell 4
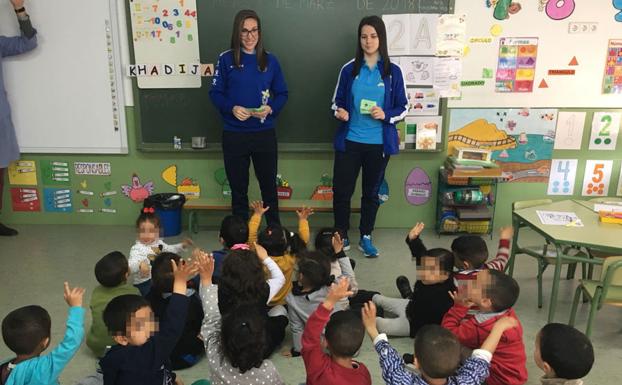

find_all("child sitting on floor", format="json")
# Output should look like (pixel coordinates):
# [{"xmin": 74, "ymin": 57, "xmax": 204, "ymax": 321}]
[
  {"xmin": 129, "ymin": 207, "xmax": 193, "ymax": 296},
  {"xmin": 1, "ymin": 282, "xmax": 85, "ymax": 385},
  {"xmin": 86, "ymin": 251, "xmax": 140, "ymax": 358},
  {"xmin": 362, "ymin": 299, "xmax": 519, "ymax": 385},
  {"xmin": 195, "ymin": 251, "xmax": 285, "ymax": 385},
  {"xmin": 534, "ymin": 323, "xmax": 594, "ymax": 385},
  {"xmin": 301, "ymin": 277, "xmax": 371, "ymax": 385},
  {"xmin": 210, "ymin": 215, "xmax": 249, "ymax": 283},
  {"xmin": 442, "ymin": 269, "xmax": 528, "ymax": 385}
]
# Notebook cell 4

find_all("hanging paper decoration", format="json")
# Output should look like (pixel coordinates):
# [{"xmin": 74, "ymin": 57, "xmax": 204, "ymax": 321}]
[
  {"xmin": 276, "ymin": 174, "xmax": 292, "ymax": 200},
  {"xmin": 161, "ymin": 164, "xmax": 200, "ymax": 199},
  {"xmin": 121, "ymin": 173, "xmax": 155, "ymax": 203},
  {"xmin": 43, "ymin": 188, "xmax": 73, "ymax": 212},
  {"xmin": 404, "ymin": 167, "xmax": 432, "ymax": 205},
  {"xmin": 8, "ymin": 160, "xmax": 37, "ymax": 186},
  {"xmin": 10, "ymin": 188, "xmax": 40, "ymax": 212},
  {"xmin": 310, "ymin": 174, "xmax": 333, "ymax": 201}
]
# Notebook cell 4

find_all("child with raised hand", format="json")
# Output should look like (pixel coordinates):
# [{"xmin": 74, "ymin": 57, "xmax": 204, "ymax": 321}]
[
  {"xmin": 285, "ymin": 250, "xmax": 337, "ymax": 357},
  {"xmin": 217, "ymin": 242, "xmax": 287, "ymax": 357},
  {"xmin": 451, "ymin": 226, "xmax": 514, "ymax": 275},
  {"xmin": 129, "ymin": 208, "xmax": 194, "ymax": 296},
  {"xmin": 248, "ymin": 200, "xmax": 311, "ymax": 306},
  {"xmin": 194, "ymin": 251, "xmax": 285, "ymax": 385},
  {"xmin": 100, "ymin": 258, "xmax": 198, "ymax": 385},
  {"xmin": 87, "ymin": 251, "xmax": 140, "ymax": 358},
  {"xmin": 442, "ymin": 269, "xmax": 527, "ymax": 385},
  {"xmin": 534, "ymin": 324, "xmax": 594, "ymax": 385},
  {"xmin": 1, "ymin": 282, "xmax": 85, "ymax": 385},
  {"xmin": 362, "ymin": 300, "xmax": 519, "ymax": 385},
  {"xmin": 315, "ymin": 230, "xmax": 359, "ymax": 293},
  {"xmin": 210, "ymin": 215, "xmax": 249, "ymax": 283},
  {"xmin": 301, "ymin": 277, "xmax": 371, "ymax": 385},
  {"xmin": 147, "ymin": 252, "xmax": 204, "ymax": 369}
]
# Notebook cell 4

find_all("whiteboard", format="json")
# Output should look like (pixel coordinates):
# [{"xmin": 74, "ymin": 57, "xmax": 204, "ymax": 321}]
[
  {"xmin": 0, "ymin": 0, "xmax": 127, "ymax": 154},
  {"xmin": 450, "ymin": 1, "xmax": 622, "ymax": 108}
]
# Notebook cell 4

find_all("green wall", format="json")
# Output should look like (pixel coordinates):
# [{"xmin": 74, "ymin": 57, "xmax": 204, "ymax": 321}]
[{"xmin": 4, "ymin": 107, "xmax": 619, "ymax": 231}]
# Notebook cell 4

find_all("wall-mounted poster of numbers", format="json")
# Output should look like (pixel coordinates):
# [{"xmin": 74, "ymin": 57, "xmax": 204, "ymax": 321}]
[
  {"xmin": 588, "ymin": 112, "xmax": 620, "ymax": 151},
  {"xmin": 129, "ymin": 0, "xmax": 200, "ymax": 88},
  {"xmin": 581, "ymin": 160, "xmax": 613, "ymax": 197}
]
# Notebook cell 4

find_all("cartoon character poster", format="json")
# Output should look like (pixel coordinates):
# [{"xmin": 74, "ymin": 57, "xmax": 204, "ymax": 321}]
[{"xmin": 448, "ymin": 108, "xmax": 557, "ymax": 182}]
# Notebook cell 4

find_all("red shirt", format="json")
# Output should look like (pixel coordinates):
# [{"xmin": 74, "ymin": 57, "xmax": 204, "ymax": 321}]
[
  {"xmin": 301, "ymin": 303, "xmax": 371, "ymax": 385},
  {"xmin": 442, "ymin": 304, "xmax": 528, "ymax": 385}
]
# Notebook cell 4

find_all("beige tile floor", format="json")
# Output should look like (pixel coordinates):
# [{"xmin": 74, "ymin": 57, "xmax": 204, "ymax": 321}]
[{"xmin": 0, "ymin": 225, "xmax": 620, "ymax": 384}]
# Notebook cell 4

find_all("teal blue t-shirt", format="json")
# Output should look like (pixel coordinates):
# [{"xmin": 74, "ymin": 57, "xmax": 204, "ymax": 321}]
[{"xmin": 347, "ymin": 62, "xmax": 385, "ymax": 144}]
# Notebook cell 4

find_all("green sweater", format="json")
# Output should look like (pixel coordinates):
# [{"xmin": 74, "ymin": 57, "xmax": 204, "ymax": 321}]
[{"xmin": 86, "ymin": 283, "xmax": 139, "ymax": 357}]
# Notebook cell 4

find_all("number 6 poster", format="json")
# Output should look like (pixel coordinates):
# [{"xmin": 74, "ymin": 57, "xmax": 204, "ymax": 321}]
[
  {"xmin": 589, "ymin": 112, "xmax": 620, "ymax": 150},
  {"xmin": 581, "ymin": 160, "xmax": 613, "ymax": 196}
]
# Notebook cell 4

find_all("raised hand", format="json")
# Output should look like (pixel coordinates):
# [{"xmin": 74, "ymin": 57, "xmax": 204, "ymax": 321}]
[
  {"xmin": 499, "ymin": 226, "xmax": 514, "ymax": 241},
  {"xmin": 172, "ymin": 259, "xmax": 198, "ymax": 284},
  {"xmin": 361, "ymin": 301, "xmax": 377, "ymax": 331},
  {"xmin": 325, "ymin": 277, "xmax": 353, "ymax": 308},
  {"xmin": 408, "ymin": 222, "xmax": 425, "ymax": 240},
  {"xmin": 64, "ymin": 282, "xmax": 85, "ymax": 307},
  {"xmin": 193, "ymin": 250, "xmax": 215, "ymax": 285},
  {"xmin": 332, "ymin": 231, "xmax": 344, "ymax": 254},
  {"xmin": 296, "ymin": 206, "xmax": 314, "ymax": 220},
  {"xmin": 250, "ymin": 200, "xmax": 269, "ymax": 216}
]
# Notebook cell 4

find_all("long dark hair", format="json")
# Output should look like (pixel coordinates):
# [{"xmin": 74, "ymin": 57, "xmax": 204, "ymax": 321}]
[
  {"xmin": 221, "ymin": 304, "xmax": 266, "ymax": 373},
  {"xmin": 353, "ymin": 16, "xmax": 391, "ymax": 78},
  {"xmin": 219, "ymin": 250, "xmax": 269, "ymax": 305},
  {"xmin": 230, "ymin": 9, "xmax": 268, "ymax": 71}
]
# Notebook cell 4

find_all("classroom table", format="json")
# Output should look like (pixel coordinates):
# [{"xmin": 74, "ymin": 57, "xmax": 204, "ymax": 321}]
[{"xmin": 508, "ymin": 199, "xmax": 622, "ymax": 322}]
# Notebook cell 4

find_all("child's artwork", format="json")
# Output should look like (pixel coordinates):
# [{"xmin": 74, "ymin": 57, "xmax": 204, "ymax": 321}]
[
  {"xmin": 582, "ymin": 160, "xmax": 613, "ymax": 196},
  {"xmin": 588, "ymin": 112, "xmax": 620, "ymax": 150},
  {"xmin": 404, "ymin": 167, "xmax": 432, "ymax": 206},
  {"xmin": 416, "ymin": 126, "xmax": 438, "ymax": 150},
  {"xmin": 384, "ymin": 14, "xmax": 438, "ymax": 56},
  {"xmin": 495, "ymin": 37, "xmax": 538, "ymax": 93},
  {"xmin": 10, "ymin": 188, "xmax": 40, "ymax": 212},
  {"xmin": 43, "ymin": 188, "xmax": 73, "ymax": 213},
  {"xmin": 448, "ymin": 108, "xmax": 557, "ymax": 182},
  {"xmin": 547, "ymin": 159, "xmax": 578, "ymax": 196},
  {"xmin": 161, "ymin": 164, "xmax": 201, "ymax": 199},
  {"xmin": 436, "ymin": 14, "xmax": 466, "ymax": 57},
  {"xmin": 8, "ymin": 160, "xmax": 37, "ymax": 186},
  {"xmin": 602, "ymin": 39, "xmax": 622, "ymax": 94},
  {"xmin": 41, "ymin": 161, "xmax": 70, "ymax": 185},
  {"xmin": 406, "ymin": 116, "xmax": 443, "ymax": 145},
  {"xmin": 553, "ymin": 112, "xmax": 585, "ymax": 150},
  {"xmin": 406, "ymin": 88, "xmax": 440, "ymax": 116},
  {"xmin": 536, "ymin": 210, "xmax": 583, "ymax": 227},
  {"xmin": 400, "ymin": 56, "xmax": 434, "ymax": 86},
  {"xmin": 433, "ymin": 57, "xmax": 462, "ymax": 97},
  {"xmin": 121, "ymin": 173, "xmax": 155, "ymax": 203},
  {"xmin": 74, "ymin": 162, "xmax": 112, "ymax": 176}
]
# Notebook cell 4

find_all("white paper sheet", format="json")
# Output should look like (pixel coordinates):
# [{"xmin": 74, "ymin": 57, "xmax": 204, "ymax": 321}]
[
  {"xmin": 433, "ymin": 57, "xmax": 462, "ymax": 97},
  {"xmin": 401, "ymin": 56, "xmax": 435, "ymax": 86},
  {"xmin": 554, "ymin": 112, "xmax": 585, "ymax": 150},
  {"xmin": 536, "ymin": 210, "xmax": 584, "ymax": 226},
  {"xmin": 589, "ymin": 112, "xmax": 621, "ymax": 150},
  {"xmin": 547, "ymin": 159, "xmax": 578, "ymax": 195},
  {"xmin": 384, "ymin": 14, "xmax": 411, "ymax": 56},
  {"xmin": 436, "ymin": 14, "xmax": 466, "ymax": 57},
  {"xmin": 581, "ymin": 160, "xmax": 613, "ymax": 196}
]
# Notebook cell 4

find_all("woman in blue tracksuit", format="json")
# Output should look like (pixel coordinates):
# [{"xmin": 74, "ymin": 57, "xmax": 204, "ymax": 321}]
[
  {"xmin": 331, "ymin": 15, "xmax": 408, "ymax": 258},
  {"xmin": 209, "ymin": 10, "xmax": 288, "ymax": 226}
]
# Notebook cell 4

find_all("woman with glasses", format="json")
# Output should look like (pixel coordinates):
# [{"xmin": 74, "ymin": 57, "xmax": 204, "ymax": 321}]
[
  {"xmin": 330, "ymin": 16, "xmax": 408, "ymax": 258},
  {"xmin": 209, "ymin": 9, "xmax": 288, "ymax": 226}
]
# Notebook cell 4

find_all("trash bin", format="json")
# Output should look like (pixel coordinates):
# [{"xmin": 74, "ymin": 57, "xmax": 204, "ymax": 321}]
[{"xmin": 144, "ymin": 193, "xmax": 186, "ymax": 237}]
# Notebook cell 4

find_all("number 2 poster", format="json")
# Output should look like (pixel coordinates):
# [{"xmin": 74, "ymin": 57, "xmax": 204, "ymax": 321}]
[
  {"xmin": 582, "ymin": 160, "xmax": 613, "ymax": 197},
  {"xmin": 588, "ymin": 112, "xmax": 620, "ymax": 150}
]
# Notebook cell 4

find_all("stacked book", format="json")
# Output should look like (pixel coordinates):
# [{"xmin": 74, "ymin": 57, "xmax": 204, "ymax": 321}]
[{"xmin": 444, "ymin": 156, "xmax": 502, "ymax": 178}]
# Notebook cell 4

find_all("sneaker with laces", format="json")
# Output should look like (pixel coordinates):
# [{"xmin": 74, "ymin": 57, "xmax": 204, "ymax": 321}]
[
  {"xmin": 342, "ymin": 237, "xmax": 351, "ymax": 251},
  {"xmin": 358, "ymin": 235, "xmax": 379, "ymax": 258}
]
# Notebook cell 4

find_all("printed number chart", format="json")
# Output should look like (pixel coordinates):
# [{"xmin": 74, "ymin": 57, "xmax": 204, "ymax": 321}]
[
  {"xmin": 582, "ymin": 160, "xmax": 613, "ymax": 197},
  {"xmin": 495, "ymin": 37, "xmax": 538, "ymax": 93},
  {"xmin": 588, "ymin": 112, "xmax": 620, "ymax": 150},
  {"xmin": 129, "ymin": 0, "xmax": 200, "ymax": 88},
  {"xmin": 547, "ymin": 159, "xmax": 578, "ymax": 196}
]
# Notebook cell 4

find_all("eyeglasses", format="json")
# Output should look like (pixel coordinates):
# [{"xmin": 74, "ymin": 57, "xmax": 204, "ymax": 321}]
[{"xmin": 241, "ymin": 28, "xmax": 260, "ymax": 37}]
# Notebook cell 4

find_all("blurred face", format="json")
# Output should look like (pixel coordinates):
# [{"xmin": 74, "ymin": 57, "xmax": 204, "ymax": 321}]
[
  {"xmin": 240, "ymin": 18, "xmax": 259, "ymax": 52},
  {"xmin": 360, "ymin": 25, "xmax": 380, "ymax": 57},
  {"xmin": 467, "ymin": 270, "xmax": 493, "ymax": 309},
  {"xmin": 138, "ymin": 220, "xmax": 159, "ymax": 245},
  {"xmin": 118, "ymin": 307, "xmax": 159, "ymax": 346},
  {"xmin": 417, "ymin": 257, "xmax": 449, "ymax": 284}
]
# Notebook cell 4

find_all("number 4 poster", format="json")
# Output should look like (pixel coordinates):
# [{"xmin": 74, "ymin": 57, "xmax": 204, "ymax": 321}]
[
  {"xmin": 547, "ymin": 159, "xmax": 578, "ymax": 196},
  {"xmin": 589, "ymin": 112, "xmax": 620, "ymax": 150},
  {"xmin": 582, "ymin": 160, "xmax": 613, "ymax": 196}
]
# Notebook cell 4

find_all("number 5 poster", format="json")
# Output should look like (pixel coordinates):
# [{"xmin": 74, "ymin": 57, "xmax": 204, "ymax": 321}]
[
  {"xmin": 547, "ymin": 159, "xmax": 578, "ymax": 196},
  {"xmin": 582, "ymin": 160, "xmax": 613, "ymax": 196},
  {"xmin": 589, "ymin": 112, "xmax": 620, "ymax": 150}
]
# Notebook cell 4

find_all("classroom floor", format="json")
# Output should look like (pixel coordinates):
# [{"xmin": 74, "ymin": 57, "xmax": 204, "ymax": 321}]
[{"xmin": 0, "ymin": 224, "xmax": 621, "ymax": 385}]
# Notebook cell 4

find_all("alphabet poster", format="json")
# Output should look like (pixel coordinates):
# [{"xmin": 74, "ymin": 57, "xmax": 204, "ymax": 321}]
[
  {"xmin": 547, "ymin": 159, "xmax": 578, "ymax": 196},
  {"xmin": 588, "ymin": 112, "xmax": 620, "ymax": 150},
  {"xmin": 553, "ymin": 112, "xmax": 585, "ymax": 150},
  {"xmin": 384, "ymin": 14, "xmax": 438, "ymax": 56},
  {"xmin": 581, "ymin": 160, "xmax": 613, "ymax": 196},
  {"xmin": 129, "ymin": 0, "xmax": 200, "ymax": 88}
]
